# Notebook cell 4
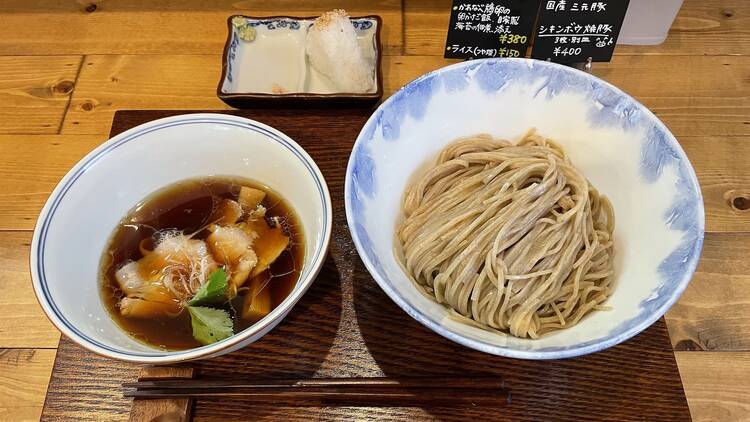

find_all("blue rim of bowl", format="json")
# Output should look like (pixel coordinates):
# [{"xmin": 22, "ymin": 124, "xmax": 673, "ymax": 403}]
[
  {"xmin": 30, "ymin": 114, "xmax": 332, "ymax": 362},
  {"xmin": 344, "ymin": 58, "xmax": 705, "ymax": 360}
]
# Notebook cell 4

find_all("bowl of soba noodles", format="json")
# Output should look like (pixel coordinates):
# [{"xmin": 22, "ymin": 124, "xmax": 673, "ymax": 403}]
[
  {"xmin": 345, "ymin": 58, "xmax": 704, "ymax": 359},
  {"xmin": 31, "ymin": 113, "xmax": 332, "ymax": 363}
]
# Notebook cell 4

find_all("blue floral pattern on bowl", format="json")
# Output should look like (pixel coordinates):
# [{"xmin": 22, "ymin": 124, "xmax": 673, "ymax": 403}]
[
  {"xmin": 230, "ymin": 16, "xmax": 373, "ymax": 32},
  {"xmin": 247, "ymin": 19, "xmax": 302, "ymax": 30},
  {"xmin": 351, "ymin": 20, "xmax": 374, "ymax": 30},
  {"xmin": 345, "ymin": 58, "xmax": 704, "ymax": 359},
  {"xmin": 226, "ymin": 33, "xmax": 239, "ymax": 83}
]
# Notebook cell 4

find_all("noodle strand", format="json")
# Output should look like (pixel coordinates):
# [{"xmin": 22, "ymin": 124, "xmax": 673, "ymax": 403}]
[{"xmin": 396, "ymin": 131, "xmax": 615, "ymax": 339}]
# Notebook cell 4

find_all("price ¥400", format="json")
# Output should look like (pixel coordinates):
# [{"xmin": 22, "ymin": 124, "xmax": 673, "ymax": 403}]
[{"xmin": 553, "ymin": 47, "xmax": 583, "ymax": 57}]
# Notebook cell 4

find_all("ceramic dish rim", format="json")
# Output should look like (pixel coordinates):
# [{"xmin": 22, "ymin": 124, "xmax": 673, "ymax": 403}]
[
  {"xmin": 217, "ymin": 14, "xmax": 384, "ymax": 101},
  {"xmin": 344, "ymin": 57, "xmax": 705, "ymax": 360},
  {"xmin": 30, "ymin": 113, "xmax": 333, "ymax": 363}
]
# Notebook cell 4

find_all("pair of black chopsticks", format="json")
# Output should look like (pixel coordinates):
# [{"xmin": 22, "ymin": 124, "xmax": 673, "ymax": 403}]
[{"xmin": 123, "ymin": 376, "xmax": 510, "ymax": 407}]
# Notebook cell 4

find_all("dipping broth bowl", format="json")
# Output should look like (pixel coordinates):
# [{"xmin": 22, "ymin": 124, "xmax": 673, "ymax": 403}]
[{"xmin": 31, "ymin": 114, "xmax": 332, "ymax": 363}]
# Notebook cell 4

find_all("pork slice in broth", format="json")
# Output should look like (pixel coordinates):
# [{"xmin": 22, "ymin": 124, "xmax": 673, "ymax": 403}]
[
  {"xmin": 115, "ymin": 233, "xmax": 218, "ymax": 318},
  {"xmin": 206, "ymin": 225, "xmax": 258, "ymax": 291}
]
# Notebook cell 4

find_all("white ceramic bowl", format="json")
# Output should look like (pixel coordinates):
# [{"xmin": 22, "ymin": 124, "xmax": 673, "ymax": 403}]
[
  {"xmin": 345, "ymin": 59, "xmax": 704, "ymax": 359},
  {"xmin": 31, "ymin": 114, "xmax": 332, "ymax": 363}
]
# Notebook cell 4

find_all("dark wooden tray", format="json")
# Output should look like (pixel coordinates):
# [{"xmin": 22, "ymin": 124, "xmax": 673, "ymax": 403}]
[{"xmin": 41, "ymin": 109, "xmax": 691, "ymax": 421}]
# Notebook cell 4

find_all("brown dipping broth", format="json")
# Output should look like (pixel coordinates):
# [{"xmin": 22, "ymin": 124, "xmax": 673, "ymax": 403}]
[{"xmin": 99, "ymin": 177, "xmax": 304, "ymax": 350}]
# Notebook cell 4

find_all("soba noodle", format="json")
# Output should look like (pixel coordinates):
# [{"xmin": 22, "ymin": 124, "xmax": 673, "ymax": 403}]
[{"xmin": 396, "ymin": 130, "xmax": 615, "ymax": 339}]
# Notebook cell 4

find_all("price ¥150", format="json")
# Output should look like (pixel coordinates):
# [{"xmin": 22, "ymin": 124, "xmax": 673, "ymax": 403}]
[{"xmin": 498, "ymin": 34, "xmax": 527, "ymax": 44}]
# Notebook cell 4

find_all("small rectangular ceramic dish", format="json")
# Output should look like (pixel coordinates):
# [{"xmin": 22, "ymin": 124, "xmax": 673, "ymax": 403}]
[{"xmin": 218, "ymin": 14, "xmax": 383, "ymax": 108}]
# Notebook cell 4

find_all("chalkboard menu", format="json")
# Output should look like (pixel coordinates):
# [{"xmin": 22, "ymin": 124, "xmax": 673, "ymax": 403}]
[
  {"xmin": 444, "ymin": 0, "xmax": 542, "ymax": 60},
  {"xmin": 530, "ymin": 0, "xmax": 630, "ymax": 63}
]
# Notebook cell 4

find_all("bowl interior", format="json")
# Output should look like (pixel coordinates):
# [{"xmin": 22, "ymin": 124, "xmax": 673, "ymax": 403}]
[
  {"xmin": 33, "ymin": 114, "xmax": 329, "ymax": 358},
  {"xmin": 346, "ymin": 59, "xmax": 704, "ymax": 358}
]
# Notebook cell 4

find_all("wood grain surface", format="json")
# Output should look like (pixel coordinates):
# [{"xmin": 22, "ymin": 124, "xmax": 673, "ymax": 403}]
[
  {"xmin": 0, "ymin": 1, "xmax": 404, "ymax": 56},
  {"xmin": 676, "ymin": 352, "xmax": 750, "ymax": 420},
  {"xmin": 668, "ymin": 234, "xmax": 750, "ymax": 351},
  {"xmin": 40, "ymin": 109, "xmax": 690, "ymax": 421},
  {"xmin": 0, "ymin": 349, "xmax": 55, "ymax": 422},
  {"xmin": 0, "ymin": 232, "xmax": 59, "ymax": 348},
  {"xmin": 0, "ymin": 0, "xmax": 748, "ymax": 420},
  {"xmin": 59, "ymin": 54, "xmax": 750, "ymax": 138},
  {"xmin": 0, "ymin": 135, "xmax": 103, "ymax": 231},
  {"xmin": 0, "ymin": 56, "xmax": 80, "ymax": 134}
]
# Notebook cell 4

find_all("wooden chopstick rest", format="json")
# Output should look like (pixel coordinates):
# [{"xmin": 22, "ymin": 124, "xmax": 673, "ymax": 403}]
[{"xmin": 128, "ymin": 367, "xmax": 195, "ymax": 422}]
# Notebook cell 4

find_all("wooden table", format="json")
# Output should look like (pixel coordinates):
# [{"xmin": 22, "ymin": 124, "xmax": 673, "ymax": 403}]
[{"xmin": 0, "ymin": 1, "xmax": 747, "ymax": 421}]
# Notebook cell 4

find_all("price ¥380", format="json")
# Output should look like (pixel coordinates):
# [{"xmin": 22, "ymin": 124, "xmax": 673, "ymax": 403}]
[{"xmin": 499, "ymin": 34, "xmax": 527, "ymax": 44}]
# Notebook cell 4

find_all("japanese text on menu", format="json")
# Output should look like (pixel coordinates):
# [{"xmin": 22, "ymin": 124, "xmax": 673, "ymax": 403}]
[
  {"xmin": 531, "ymin": 0, "xmax": 630, "ymax": 63},
  {"xmin": 444, "ymin": 1, "xmax": 541, "ymax": 60}
]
